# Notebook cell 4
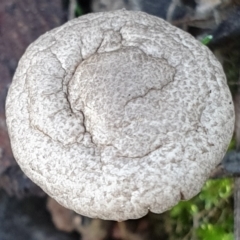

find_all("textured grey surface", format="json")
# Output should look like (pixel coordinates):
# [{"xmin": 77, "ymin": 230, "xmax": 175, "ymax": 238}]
[
  {"xmin": 0, "ymin": 0, "xmax": 67, "ymax": 197},
  {"xmin": 6, "ymin": 10, "xmax": 234, "ymax": 220}
]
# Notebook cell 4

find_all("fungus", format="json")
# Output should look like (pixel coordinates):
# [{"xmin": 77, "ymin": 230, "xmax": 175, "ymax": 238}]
[{"xmin": 6, "ymin": 10, "xmax": 234, "ymax": 221}]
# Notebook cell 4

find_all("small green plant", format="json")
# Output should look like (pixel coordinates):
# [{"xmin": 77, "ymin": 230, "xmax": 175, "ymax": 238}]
[
  {"xmin": 75, "ymin": 2, "xmax": 83, "ymax": 17},
  {"xmin": 201, "ymin": 35, "xmax": 213, "ymax": 45},
  {"xmin": 168, "ymin": 178, "xmax": 234, "ymax": 240}
]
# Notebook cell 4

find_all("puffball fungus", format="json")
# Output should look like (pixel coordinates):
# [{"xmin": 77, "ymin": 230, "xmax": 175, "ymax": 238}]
[{"xmin": 6, "ymin": 10, "xmax": 234, "ymax": 221}]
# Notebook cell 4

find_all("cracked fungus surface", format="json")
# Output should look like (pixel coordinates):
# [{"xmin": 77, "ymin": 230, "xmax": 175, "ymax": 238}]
[{"xmin": 6, "ymin": 10, "xmax": 234, "ymax": 220}]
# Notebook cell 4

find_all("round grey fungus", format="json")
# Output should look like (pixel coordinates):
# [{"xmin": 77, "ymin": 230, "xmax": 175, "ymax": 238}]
[{"xmin": 6, "ymin": 10, "xmax": 235, "ymax": 221}]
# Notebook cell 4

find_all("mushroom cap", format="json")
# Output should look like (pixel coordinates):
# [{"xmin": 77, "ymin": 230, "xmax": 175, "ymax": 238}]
[{"xmin": 6, "ymin": 10, "xmax": 234, "ymax": 221}]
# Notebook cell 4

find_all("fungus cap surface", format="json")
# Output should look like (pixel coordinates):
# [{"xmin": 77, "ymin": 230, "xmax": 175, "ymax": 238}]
[{"xmin": 6, "ymin": 10, "xmax": 234, "ymax": 221}]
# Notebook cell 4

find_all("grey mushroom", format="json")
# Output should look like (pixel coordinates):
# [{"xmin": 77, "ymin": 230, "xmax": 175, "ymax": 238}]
[{"xmin": 6, "ymin": 9, "xmax": 234, "ymax": 221}]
